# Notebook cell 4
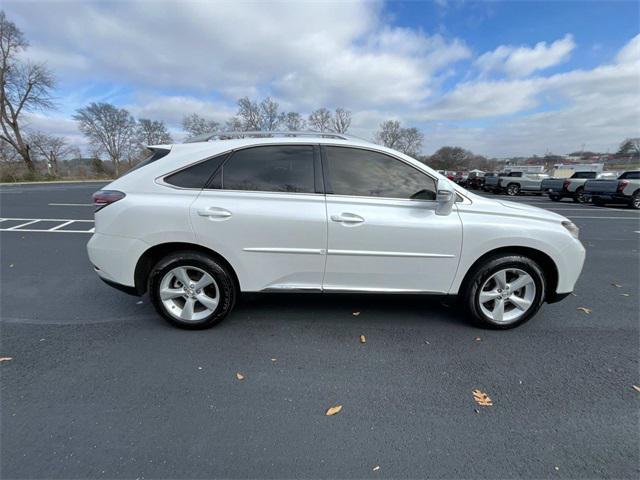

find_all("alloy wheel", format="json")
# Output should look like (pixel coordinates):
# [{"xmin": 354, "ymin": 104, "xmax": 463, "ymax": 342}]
[
  {"xmin": 159, "ymin": 266, "xmax": 220, "ymax": 322},
  {"xmin": 478, "ymin": 268, "xmax": 536, "ymax": 324}
]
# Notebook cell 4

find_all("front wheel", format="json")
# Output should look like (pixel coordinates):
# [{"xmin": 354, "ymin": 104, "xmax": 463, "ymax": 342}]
[
  {"xmin": 149, "ymin": 251, "xmax": 237, "ymax": 329},
  {"xmin": 630, "ymin": 192, "xmax": 640, "ymax": 210},
  {"xmin": 506, "ymin": 183, "xmax": 521, "ymax": 196},
  {"xmin": 463, "ymin": 255, "xmax": 546, "ymax": 329},
  {"xmin": 573, "ymin": 187, "xmax": 586, "ymax": 204}
]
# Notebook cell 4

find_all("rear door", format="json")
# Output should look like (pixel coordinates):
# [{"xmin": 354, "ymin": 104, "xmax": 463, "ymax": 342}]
[
  {"xmin": 321, "ymin": 146, "xmax": 462, "ymax": 293},
  {"xmin": 189, "ymin": 144, "xmax": 327, "ymax": 292}
]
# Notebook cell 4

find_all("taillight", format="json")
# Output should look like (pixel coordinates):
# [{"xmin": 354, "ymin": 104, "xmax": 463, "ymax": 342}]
[
  {"xmin": 563, "ymin": 180, "xmax": 571, "ymax": 190},
  {"xmin": 617, "ymin": 180, "xmax": 628, "ymax": 193},
  {"xmin": 92, "ymin": 190, "xmax": 125, "ymax": 212}
]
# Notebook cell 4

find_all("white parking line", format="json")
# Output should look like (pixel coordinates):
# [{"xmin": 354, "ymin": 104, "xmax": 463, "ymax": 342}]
[
  {"xmin": 48, "ymin": 203, "xmax": 93, "ymax": 206},
  {"xmin": 0, "ymin": 217, "xmax": 94, "ymax": 234}
]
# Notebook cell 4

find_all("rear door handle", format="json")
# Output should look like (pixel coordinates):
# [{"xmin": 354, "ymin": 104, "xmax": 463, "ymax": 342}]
[
  {"xmin": 198, "ymin": 207, "xmax": 232, "ymax": 219},
  {"xmin": 330, "ymin": 212, "xmax": 364, "ymax": 224}
]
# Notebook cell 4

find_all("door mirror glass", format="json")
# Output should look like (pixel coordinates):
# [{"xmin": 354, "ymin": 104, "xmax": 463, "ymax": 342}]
[{"xmin": 435, "ymin": 179, "xmax": 456, "ymax": 216}]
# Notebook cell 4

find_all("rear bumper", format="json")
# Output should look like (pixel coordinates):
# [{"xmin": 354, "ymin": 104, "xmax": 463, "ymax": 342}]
[
  {"xmin": 87, "ymin": 233, "xmax": 149, "ymax": 291},
  {"xmin": 585, "ymin": 192, "xmax": 629, "ymax": 203}
]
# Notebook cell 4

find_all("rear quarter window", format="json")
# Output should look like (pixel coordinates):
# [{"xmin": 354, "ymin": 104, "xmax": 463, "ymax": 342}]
[{"xmin": 164, "ymin": 154, "xmax": 228, "ymax": 189}]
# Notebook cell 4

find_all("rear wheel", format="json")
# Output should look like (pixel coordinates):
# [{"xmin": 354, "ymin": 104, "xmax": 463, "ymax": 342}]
[
  {"xmin": 463, "ymin": 254, "xmax": 546, "ymax": 329},
  {"xmin": 149, "ymin": 251, "xmax": 236, "ymax": 329},
  {"xmin": 630, "ymin": 192, "xmax": 640, "ymax": 210},
  {"xmin": 573, "ymin": 187, "xmax": 586, "ymax": 204},
  {"xmin": 506, "ymin": 183, "xmax": 521, "ymax": 196},
  {"xmin": 549, "ymin": 194, "xmax": 561, "ymax": 202}
]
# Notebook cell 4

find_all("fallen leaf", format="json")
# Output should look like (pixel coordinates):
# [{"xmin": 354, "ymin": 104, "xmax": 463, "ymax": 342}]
[
  {"xmin": 577, "ymin": 307, "xmax": 592, "ymax": 314},
  {"xmin": 197, "ymin": 366, "xmax": 203, "ymax": 370},
  {"xmin": 472, "ymin": 389, "xmax": 493, "ymax": 407},
  {"xmin": 136, "ymin": 300, "xmax": 143, "ymax": 304},
  {"xmin": 0, "ymin": 357, "xmax": 13, "ymax": 362},
  {"xmin": 325, "ymin": 405, "xmax": 342, "ymax": 416},
  {"xmin": 271, "ymin": 358, "xmax": 277, "ymax": 362},
  {"xmin": 373, "ymin": 466, "xmax": 380, "ymax": 471},
  {"xmin": 236, "ymin": 372, "xmax": 244, "ymax": 380},
  {"xmin": 352, "ymin": 311, "xmax": 360, "ymax": 316},
  {"xmin": 611, "ymin": 283, "xmax": 622, "ymax": 288},
  {"xmin": 9, "ymin": 264, "xmax": 13, "ymax": 268},
  {"xmin": 360, "ymin": 335, "xmax": 366, "ymax": 344},
  {"xmin": 475, "ymin": 337, "xmax": 481, "ymax": 342},
  {"xmin": 554, "ymin": 466, "xmax": 560, "ymax": 471},
  {"xmin": 620, "ymin": 293, "xmax": 630, "ymax": 297},
  {"xmin": 632, "ymin": 385, "xmax": 640, "ymax": 393}
]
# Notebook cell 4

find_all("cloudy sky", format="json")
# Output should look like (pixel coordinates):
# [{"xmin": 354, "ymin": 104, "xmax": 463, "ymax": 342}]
[{"xmin": 5, "ymin": 0, "xmax": 640, "ymax": 157}]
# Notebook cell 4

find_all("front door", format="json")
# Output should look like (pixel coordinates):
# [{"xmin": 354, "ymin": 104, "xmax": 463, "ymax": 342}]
[
  {"xmin": 321, "ymin": 146, "xmax": 462, "ymax": 293},
  {"xmin": 190, "ymin": 144, "xmax": 327, "ymax": 292}
]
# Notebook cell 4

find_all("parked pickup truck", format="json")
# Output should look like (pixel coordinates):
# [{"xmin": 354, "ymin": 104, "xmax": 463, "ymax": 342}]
[
  {"xmin": 541, "ymin": 171, "xmax": 598, "ymax": 203},
  {"xmin": 485, "ymin": 171, "xmax": 549, "ymax": 196},
  {"xmin": 584, "ymin": 171, "xmax": 640, "ymax": 209}
]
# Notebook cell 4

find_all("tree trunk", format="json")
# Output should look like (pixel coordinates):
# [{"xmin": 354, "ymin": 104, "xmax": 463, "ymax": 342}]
[{"xmin": 20, "ymin": 145, "xmax": 35, "ymax": 172}]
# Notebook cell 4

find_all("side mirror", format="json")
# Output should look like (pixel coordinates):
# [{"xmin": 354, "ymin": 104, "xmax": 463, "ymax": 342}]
[{"xmin": 435, "ymin": 179, "xmax": 456, "ymax": 216}]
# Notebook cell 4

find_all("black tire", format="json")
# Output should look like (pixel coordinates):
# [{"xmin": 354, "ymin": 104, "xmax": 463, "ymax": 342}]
[
  {"xmin": 549, "ymin": 194, "xmax": 561, "ymax": 202},
  {"xmin": 506, "ymin": 183, "xmax": 521, "ymax": 196},
  {"xmin": 462, "ymin": 254, "xmax": 546, "ymax": 329},
  {"xmin": 630, "ymin": 192, "xmax": 640, "ymax": 210},
  {"xmin": 572, "ymin": 187, "xmax": 585, "ymax": 204},
  {"xmin": 148, "ymin": 251, "xmax": 237, "ymax": 329}
]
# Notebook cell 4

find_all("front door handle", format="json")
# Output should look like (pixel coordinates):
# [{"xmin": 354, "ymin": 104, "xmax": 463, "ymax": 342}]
[
  {"xmin": 198, "ymin": 207, "xmax": 232, "ymax": 219},
  {"xmin": 330, "ymin": 212, "xmax": 364, "ymax": 224}
]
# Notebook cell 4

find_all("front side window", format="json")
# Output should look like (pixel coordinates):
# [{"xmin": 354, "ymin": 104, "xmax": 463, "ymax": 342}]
[
  {"xmin": 619, "ymin": 171, "xmax": 640, "ymax": 180},
  {"xmin": 324, "ymin": 147, "xmax": 436, "ymax": 200},
  {"xmin": 221, "ymin": 145, "xmax": 315, "ymax": 193}
]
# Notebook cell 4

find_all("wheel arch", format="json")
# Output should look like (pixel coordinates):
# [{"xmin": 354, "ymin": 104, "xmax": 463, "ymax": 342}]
[
  {"xmin": 459, "ymin": 246, "xmax": 559, "ymax": 303},
  {"xmin": 134, "ymin": 242, "xmax": 240, "ymax": 295}
]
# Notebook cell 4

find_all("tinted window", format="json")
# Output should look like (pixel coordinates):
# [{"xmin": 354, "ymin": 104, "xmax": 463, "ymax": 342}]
[
  {"xmin": 572, "ymin": 171, "xmax": 597, "ymax": 179},
  {"xmin": 165, "ymin": 154, "xmax": 227, "ymax": 188},
  {"xmin": 508, "ymin": 172, "xmax": 523, "ymax": 177},
  {"xmin": 325, "ymin": 147, "xmax": 436, "ymax": 200},
  {"xmin": 222, "ymin": 146, "xmax": 315, "ymax": 193},
  {"xmin": 619, "ymin": 171, "xmax": 640, "ymax": 179}
]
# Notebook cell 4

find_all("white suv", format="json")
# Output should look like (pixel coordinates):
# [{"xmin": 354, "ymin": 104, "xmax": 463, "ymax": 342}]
[{"xmin": 87, "ymin": 132, "xmax": 585, "ymax": 329}]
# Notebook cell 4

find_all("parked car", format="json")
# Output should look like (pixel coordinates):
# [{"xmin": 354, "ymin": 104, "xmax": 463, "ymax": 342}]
[
  {"xmin": 584, "ymin": 170, "xmax": 640, "ymax": 209},
  {"xmin": 486, "ymin": 171, "xmax": 549, "ymax": 196},
  {"xmin": 466, "ymin": 171, "xmax": 486, "ymax": 190},
  {"xmin": 482, "ymin": 172, "xmax": 507, "ymax": 192},
  {"xmin": 88, "ymin": 132, "xmax": 585, "ymax": 330},
  {"xmin": 541, "ymin": 171, "xmax": 598, "ymax": 203},
  {"xmin": 453, "ymin": 171, "xmax": 469, "ymax": 186}
]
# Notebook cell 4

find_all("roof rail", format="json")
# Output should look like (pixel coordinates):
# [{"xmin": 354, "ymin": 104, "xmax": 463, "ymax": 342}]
[{"xmin": 183, "ymin": 131, "xmax": 371, "ymax": 144}]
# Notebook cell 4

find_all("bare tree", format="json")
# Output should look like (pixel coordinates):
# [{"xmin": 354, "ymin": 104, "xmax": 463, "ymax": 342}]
[
  {"xmin": 332, "ymin": 108, "xmax": 352, "ymax": 133},
  {"xmin": 0, "ymin": 11, "xmax": 55, "ymax": 172},
  {"xmin": 375, "ymin": 120, "xmax": 403, "ymax": 149},
  {"xmin": 260, "ymin": 97, "xmax": 280, "ymax": 131},
  {"xmin": 279, "ymin": 111, "xmax": 307, "ymax": 131},
  {"xmin": 237, "ymin": 97, "xmax": 262, "ymax": 131},
  {"xmin": 27, "ymin": 131, "xmax": 72, "ymax": 176},
  {"xmin": 397, "ymin": 127, "xmax": 424, "ymax": 158},
  {"xmin": 137, "ymin": 118, "xmax": 172, "ymax": 145},
  {"xmin": 308, "ymin": 108, "xmax": 332, "ymax": 132},
  {"xmin": 182, "ymin": 113, "xmax": 219, "ymax": 139},
  {"xmin": 73, "ymin": 102, "xmax": 136, "ymax": 177},
  {"xmin": 618, "ymin": 138, "xmax": 640, "ymax": 156},
  {"xmin": 375, "ymin": 120, "xmax": 424, "ymax": 157}
]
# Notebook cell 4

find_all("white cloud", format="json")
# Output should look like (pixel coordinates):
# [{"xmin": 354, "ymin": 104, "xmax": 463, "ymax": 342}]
[
  {"xmin": 475, "ymin": 34, "xmax": 576, "ymax": 78},
  {"xmin": 6, "ymin": 0, "xmax": 469, "ymax": 110},
  {"xmin": 616, "ymin": 33, "xmax": 640, "ymax": 64}
]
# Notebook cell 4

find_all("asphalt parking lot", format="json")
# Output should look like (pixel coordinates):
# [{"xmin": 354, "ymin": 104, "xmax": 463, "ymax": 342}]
[{"xmin": 1, "ymin": 182, "xmax": 639, "ymax": 479}]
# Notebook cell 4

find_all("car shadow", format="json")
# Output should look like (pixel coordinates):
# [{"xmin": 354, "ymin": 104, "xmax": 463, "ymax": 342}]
[{"xmin": 232, "ymin": 292, "xmax": 472, "ymax": 329}]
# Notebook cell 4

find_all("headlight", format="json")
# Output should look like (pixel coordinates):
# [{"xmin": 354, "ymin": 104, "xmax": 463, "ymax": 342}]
[{"xmin": 562, "ymin": 220, "xmax": 580, "ymax": 239}]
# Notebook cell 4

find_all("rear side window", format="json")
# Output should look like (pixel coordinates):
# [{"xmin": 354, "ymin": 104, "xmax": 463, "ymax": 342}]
[
  {"xmin": 221, "ymin": 145, "xmax": 315, "ymax": 193},
  {"xmin": 508, "ymin": 172, "xmax": 523, "ymax": 177},
  {"xmin": 619, "ymin": 171, "xmax": 640, "ymax": 179},
  {"xmin": 324, "ymin": 146, "xmax": 436, "ymax": 200},
  {"xmin": 164, "ymin": 154, "xmax": 228, "ymax": 189}
]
